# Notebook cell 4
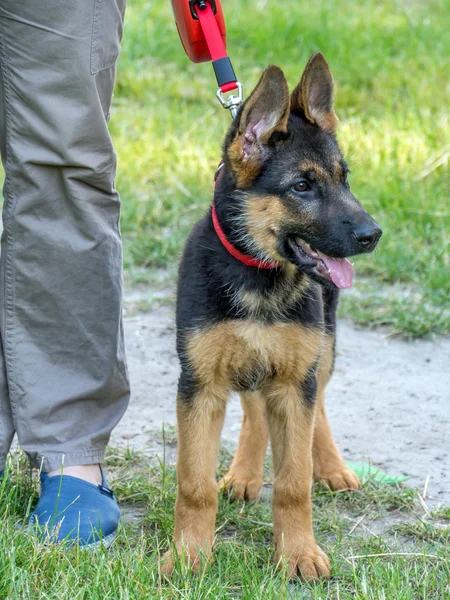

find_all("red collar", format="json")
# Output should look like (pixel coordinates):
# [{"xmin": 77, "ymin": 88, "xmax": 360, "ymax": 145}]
[{"xmin": 212, "ymin": 165, "xmax": 280, "ymax": 269}]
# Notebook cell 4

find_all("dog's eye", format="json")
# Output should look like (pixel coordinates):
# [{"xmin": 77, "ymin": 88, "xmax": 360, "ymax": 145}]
[{"xmin": 292, "ymin": 181, "xmax": 310, "ymax": 193}]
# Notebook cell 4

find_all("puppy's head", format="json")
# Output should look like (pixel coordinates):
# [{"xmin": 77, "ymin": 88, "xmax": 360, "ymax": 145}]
[{"xmin": 221, "ymin": 53, "xmax": 382, "ymax": 289}]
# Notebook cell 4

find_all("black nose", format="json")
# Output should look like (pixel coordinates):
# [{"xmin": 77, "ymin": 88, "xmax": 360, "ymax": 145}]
[{"xmin": 353, "ymin": 223, "xmax": 382, "ymax": 251}]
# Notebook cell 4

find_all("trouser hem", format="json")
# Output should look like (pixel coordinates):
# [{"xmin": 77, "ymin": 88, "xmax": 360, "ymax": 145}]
[{"xmin": 27, "ymin": 449, "xmax": 107, "ymax": 472}]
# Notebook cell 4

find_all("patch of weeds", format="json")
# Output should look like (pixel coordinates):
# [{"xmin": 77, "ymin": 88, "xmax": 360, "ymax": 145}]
[
  {"xmin": 339, "ymin": 280, "xmax": 450, "ymax": 339},
  {"xmin": 124, "ymin": 266, "xmax": 176, "ymax": 290},
  {"xmin": 314, "ymin": 479, "xmax": 416, "ymax": 516},
  {"xmin": 431, "ymin": 505, "xmax": 450, "ymax": 520},
  {"xmin": 146, "ymin": 424, "xmax": 178, "ymax": 447},
  {"xmin": 394, "ymin": 519, "xmax": 450, "ymax": 544},
  {"xmin": 0, "ymin": 453, "xmax": 38, "ymax": 521}
]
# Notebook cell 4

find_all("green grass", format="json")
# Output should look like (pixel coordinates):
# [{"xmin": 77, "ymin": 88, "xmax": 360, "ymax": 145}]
[
  {"xmin": 111, "ymin": 0, "xmax": 449, "ymax": 337},
  {"xmin": 1, "ymin": 446, "xmax": 449, "ymax": 599}
]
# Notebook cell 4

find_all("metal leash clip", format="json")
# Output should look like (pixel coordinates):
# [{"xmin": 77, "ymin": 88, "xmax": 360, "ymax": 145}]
[{"xmin": 216, "ymin": 81, "xmax": 243, "ymax": 119}]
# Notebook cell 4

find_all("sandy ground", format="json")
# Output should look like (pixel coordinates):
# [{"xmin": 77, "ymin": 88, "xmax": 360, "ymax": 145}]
[{"xmin": 113, "ymin": 295, "xmax": 450, "ymax": 508}]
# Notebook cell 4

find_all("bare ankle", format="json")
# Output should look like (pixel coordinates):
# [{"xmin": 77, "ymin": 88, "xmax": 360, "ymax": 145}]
[{"xmin": 47, "ymin": 464, "xmax": 102, "ymax": 486}]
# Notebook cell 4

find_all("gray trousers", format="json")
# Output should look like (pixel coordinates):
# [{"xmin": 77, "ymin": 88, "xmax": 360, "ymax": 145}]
[{"xmin": 0, "ymin": 0, "xmax": 130, "ymax": 472}]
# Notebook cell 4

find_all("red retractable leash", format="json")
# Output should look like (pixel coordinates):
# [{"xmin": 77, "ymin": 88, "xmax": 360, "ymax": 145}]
[
  {"xmin": 171, "ymin": 0, "xmax": 279, "ymax": 269},
  {"xmin": 171, "ymin": 0, "xmax": 243, "ymax": 116}
]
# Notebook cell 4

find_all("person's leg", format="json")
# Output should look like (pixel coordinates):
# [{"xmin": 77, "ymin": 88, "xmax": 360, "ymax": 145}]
[
  {"xmin": 0, "ymin": 336, "xmax": 14, "ymax": 474},
  {"xmin": 0, "ymin": 1, "xmax": 129, "ymax": 479},
  {"xmin": 0, "ymin": 40, "xmax": 15, "ymax": 475}
]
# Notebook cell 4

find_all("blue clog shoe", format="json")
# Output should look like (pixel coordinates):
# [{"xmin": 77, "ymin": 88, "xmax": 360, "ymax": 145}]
[{"xmin": 29, "ymin": 467, "xmax": 120, "ymax": 547}]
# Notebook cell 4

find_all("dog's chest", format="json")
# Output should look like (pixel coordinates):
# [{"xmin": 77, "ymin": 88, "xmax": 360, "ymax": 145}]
[{"xmin": 187, "ymin": 320, "xmax": 323, "ymax": 392}]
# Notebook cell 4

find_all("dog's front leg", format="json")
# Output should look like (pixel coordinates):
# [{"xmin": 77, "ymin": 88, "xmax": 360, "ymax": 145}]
[
  {"xmin": 266, "ymin": 383, "xmax": 330, "ymax": 581},
  {"xmin": 218, "ymin": 391, "xmax": 268, "ymax": 501},
  {"xmin": 162, "ymin": 387, "xmax": 226, "ymax": 574}
]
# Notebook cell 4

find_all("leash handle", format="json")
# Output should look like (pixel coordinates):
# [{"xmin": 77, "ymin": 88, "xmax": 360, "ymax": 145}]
[{"xmin": 171, "ymin": 0, "xmax": 243, "ymax": 118}]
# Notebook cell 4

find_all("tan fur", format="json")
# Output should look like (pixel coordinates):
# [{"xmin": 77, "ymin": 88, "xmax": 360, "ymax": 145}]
[
  {"xmin": 333, "ymin": 159, "xmax": 344, "ymax": 183},
  {"xmin": 243, "ymin": 194, "xmax": 290, "ymax": 262},
  {"xmin": 187, "ymin": 321, "xmax": 323, "ymax": 392},
  {"xmin": 166, "ymin": 321, "xmax": 326, "ymax": 576},
  {"xmin": 220, "ymin": 333, "xmax": 360, "ymax": 509},
  {"xmin": 228, "ymin": 137, "xmax": 263, "ymax": 189},
  {"xmin": 168, "ymin": 324, "xmax": 359, "ymax": 578},
  {"xmin": 228, "ymin": 65, "xmax": 290, "ymax": 188},
  {"xmin": 291, "ymin": 53, "xmax": 338, "ymax": 135},
  {"xmin": 162, "ymin": 391, "xmax": 227, "ymax": 573},
  {"xmin": 178, "ymin": 320, "xmax": 330, "ymax": 579},
  {"xmin": 218, "ymin": 391, "xmax": 269, "ymax": 501},
  {"xmin": 296, "ymin": 159, "xmax": 344, "ymax": 185},
  {"xmin": 309, "ymin": 106, "xmax": 339, "ymax": 136},
  {"xmin": 312, "ymin": 335, "xmax": 361, "ymax": 490},
  {"xmin": 297, "ymin": 160, "xmax": 330, "ymax": 183},
  {"xmin": 266, "ymin": 382, "xmax": 330, "ymax": 580},
  {"xmin": 237, "ymin": 65, "xmax": 290, "ymax": 145},
  {"xmin": 238, "ymin": 274, "xmax": 308, "ymax": 320}
]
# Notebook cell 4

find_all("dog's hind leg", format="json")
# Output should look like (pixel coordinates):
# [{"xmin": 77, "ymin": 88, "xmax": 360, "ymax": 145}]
[
  {"xmin": 266, "ymin": 382, "xmax": 330, "ymax": 580},
  {"xmin": 312, "ymin": 334, "xmax": 361, "ymax": 491},
  {"xmin": 218, "ymin": 391, "xmax": 268, "ymax": 501},
  {"xmin": 162, "ymin": 387, "xmax": 227, "ymax": 574}
]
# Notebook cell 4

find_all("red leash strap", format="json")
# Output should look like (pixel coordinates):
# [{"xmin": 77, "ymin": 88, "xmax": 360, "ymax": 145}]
[{"xmin": 194, "ymin": 2, "xmax": 238, "ymax": 93}]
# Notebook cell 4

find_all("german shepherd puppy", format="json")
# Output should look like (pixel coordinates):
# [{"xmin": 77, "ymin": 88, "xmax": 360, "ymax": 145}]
[{"xmin": 163, "ymin": 53, "xmax": 382, "ymax": 580}]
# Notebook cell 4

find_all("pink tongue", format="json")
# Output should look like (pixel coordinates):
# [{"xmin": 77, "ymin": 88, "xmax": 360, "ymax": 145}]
[{"xmin": 316, "ymin": 251, "xmax": 354, "ymax": 289}]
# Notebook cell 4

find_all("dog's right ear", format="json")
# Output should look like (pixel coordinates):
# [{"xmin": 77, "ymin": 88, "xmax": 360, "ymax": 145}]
[{"xmin": 225, "ymin": 65, "xmax": 290, "ymax": 188}]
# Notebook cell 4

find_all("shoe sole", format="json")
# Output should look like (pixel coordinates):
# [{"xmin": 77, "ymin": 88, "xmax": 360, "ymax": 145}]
[
  {"xmin": 25, "ymin": 522, "xmax": 118, "ymax": 549},
  {"xmin": 84, "ymin": 528, "xmax": 117, "ymax": 550}
]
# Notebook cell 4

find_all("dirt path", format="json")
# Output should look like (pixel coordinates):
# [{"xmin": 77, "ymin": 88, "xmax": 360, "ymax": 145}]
[{"xmin": 113, "ymin": 296, "xmax": 450, "ymax": 508}]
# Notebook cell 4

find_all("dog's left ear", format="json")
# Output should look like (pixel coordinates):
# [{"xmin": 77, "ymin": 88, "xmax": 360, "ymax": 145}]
[
  {"xmin": 226, "ymin": 65, "xmax": 290, "ymax": 186},
  {"xmin": 291, "ymin": 52, "xmax": 338, "ymax": 135}
]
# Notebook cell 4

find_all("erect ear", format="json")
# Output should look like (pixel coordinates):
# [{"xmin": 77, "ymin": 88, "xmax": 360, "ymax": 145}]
[
  {"xmin": 291, "ymin": 52, "xmax": 338, "ymax": 135},
  {"xmin": 226, "ymin": 65, "xmax": 290, "ymax": 186}
]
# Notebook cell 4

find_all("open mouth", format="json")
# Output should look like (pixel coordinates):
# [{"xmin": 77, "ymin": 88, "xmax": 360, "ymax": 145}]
[{"xmin": 286, "ymin": 237, "xmax": 354, "ymax": 289}]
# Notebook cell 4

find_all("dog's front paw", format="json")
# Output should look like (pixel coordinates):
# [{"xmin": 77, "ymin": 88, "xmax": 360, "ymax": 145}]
[
  {"xmin": 161, "ymin": 542, "xmax": 212, "ymax": 576},
  {"xmin": 276, "ymin": 543, "xmax": 331, "ymax": 581},
  {"xmin": 316, "ymin": 467, "xmax": 361, "ymax": 491},
  {"xmin": 217, "ymin": 469, "xmax": 263, "ymax": 501}
]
